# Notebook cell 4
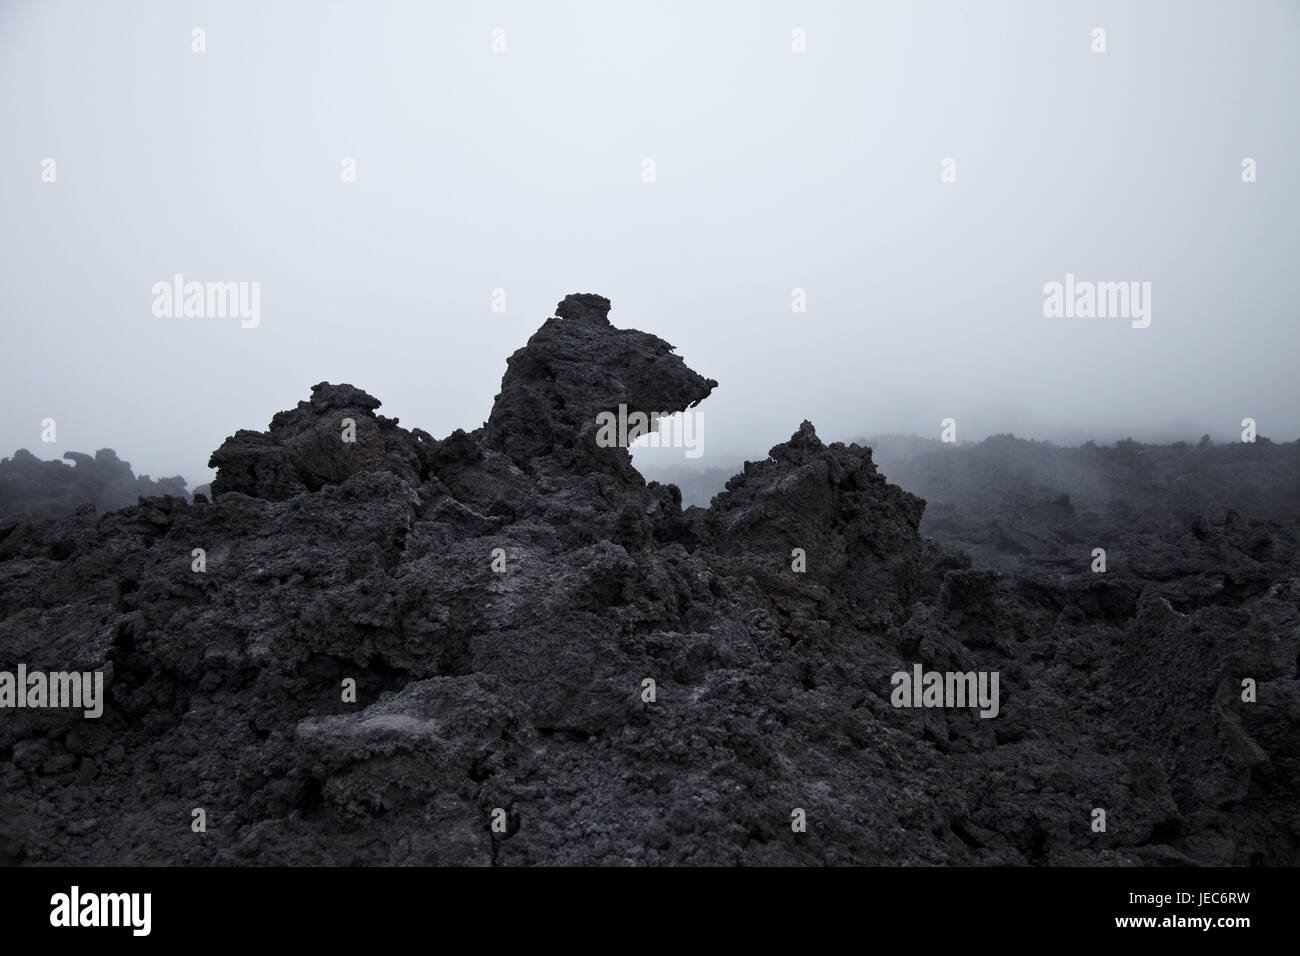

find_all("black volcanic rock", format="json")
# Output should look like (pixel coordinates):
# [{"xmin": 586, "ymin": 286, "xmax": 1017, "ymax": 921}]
[
  {"xmin": 703, "ymin": 421, "xmax": 939, "ymax": 630},
  {"xmin": 208, "ymin": 382, "xmax": 437, "ymax": 500},
  {"xmin": 0, "ymin": 295, "xmax": 1296, "ymax": 867},
  {"xmin": 0, "ymin": 447, "xmax": 188, "ymax": 521},
  {"xmin": 483, "ymin": 294, "xmax": 717, "ymax": 478}
]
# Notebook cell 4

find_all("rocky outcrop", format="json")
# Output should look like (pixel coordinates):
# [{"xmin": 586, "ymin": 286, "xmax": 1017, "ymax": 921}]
[
  {"xmin": 483, "ymin": 292, "xmax": 717, "ymax": 479},
  {"xmin": 0, "ymin": 294, "xmax": 1296, "ymax": 866},
  {"xmin": 207, "ymin": 383, "xmax": 437, "ymax": 500}
]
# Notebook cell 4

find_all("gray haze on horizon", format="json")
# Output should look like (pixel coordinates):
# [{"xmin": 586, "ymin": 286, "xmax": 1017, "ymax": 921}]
[{"xmin": 3, "ymin": 0, "xmax": 1298, "ymax": 489}]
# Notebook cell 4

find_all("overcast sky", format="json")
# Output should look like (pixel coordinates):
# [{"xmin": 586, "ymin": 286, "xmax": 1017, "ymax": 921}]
[{"xmin": 2, "ymin": 0, "xmax": 1298, "ymax": 485}]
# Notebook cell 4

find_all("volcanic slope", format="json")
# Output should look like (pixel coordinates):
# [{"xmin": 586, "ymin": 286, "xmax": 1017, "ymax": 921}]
[{"xmin": 0, "ymin": 293, "xmax": 1295, "ymax": 865}]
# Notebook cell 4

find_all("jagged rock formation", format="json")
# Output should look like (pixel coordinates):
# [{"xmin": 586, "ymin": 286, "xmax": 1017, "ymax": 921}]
[
  {"xmin": 0, "ymin": 448, "xmax": 188, "ymax": 521},
  {"xmin": 0, "ymin": 295, "xmax": 1296, "ymax": 866},
  {"xmin": 483, "ymin": 291, "xmax": 717, "ymax": 480},
  {"xmin": 207, "ymin": 383, "xmax": 434, "ymax": 501}
]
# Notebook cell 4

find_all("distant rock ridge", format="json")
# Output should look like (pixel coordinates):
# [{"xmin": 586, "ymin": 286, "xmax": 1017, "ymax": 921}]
[{"xmin": 0, "ymin": 447, "xmax": 187, "ymax": 521}]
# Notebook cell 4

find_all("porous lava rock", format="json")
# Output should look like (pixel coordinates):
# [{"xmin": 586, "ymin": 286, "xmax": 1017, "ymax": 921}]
[{"xmin": 0, "ymin": 294, "xmax": 1295, "ymax": 866}]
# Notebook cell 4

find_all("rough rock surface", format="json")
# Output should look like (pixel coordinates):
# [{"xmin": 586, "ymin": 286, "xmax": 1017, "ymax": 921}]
[
  {"xmin": 0, "ymin": 448, "xmax": 188, "ymax": 522},
  {"xmin": 0, "ymin": 295, "xmax": 1296, "ymax": 866}
]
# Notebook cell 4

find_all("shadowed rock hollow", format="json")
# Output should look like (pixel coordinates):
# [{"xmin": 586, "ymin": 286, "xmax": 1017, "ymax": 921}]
[{"xmin": 0, "ymin": 294, "xmax": 1295, "ymax": 866}]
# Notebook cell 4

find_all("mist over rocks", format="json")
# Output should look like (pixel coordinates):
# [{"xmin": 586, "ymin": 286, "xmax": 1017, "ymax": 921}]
[
  {"xmin": 861, "ymin": 433, "xmax": 1300, "ymax": 574},
  {"xmin": 0, "ymin": 447, "xmax": 187, "ymax": 522},
  {"xmin": 0, "ymin": 294, "xmax": 1296, "ymax": 866}
]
